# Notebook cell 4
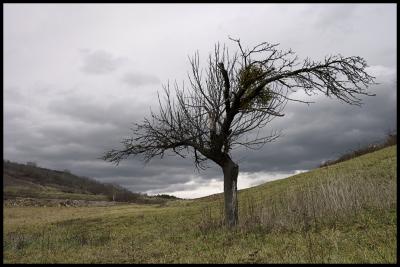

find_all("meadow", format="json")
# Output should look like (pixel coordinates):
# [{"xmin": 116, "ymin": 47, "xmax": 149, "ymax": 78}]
[{"xmin": 3, "ymin": 145, "xmax": 397, "ymax": 263}]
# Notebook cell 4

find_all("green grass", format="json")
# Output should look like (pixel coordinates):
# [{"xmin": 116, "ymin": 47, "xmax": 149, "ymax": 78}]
[
  {"xmin": 4, "ymin": 185, "xmax": 108, "ymax": 201},
  {"xmin": 3, "ymin": 146, "xmax": 397, "ymax": 263}
]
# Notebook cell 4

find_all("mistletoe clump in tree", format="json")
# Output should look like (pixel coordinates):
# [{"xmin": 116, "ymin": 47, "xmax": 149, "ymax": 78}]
[{"xmin": 103, "ymin": 38, "xmax": 375, "ymax": 228}]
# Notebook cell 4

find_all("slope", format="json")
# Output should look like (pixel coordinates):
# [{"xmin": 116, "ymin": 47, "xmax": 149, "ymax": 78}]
[
  {"xmin": 3, "ymin": 160, "xmax": 165, "ymax": 204},
  {"xmin": 3, "ymin": 145, "xmax": 397, "ymax": 263}
]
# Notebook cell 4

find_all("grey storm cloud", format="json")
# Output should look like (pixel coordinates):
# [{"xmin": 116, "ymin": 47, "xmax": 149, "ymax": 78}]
[
  {"xmin": 310, "ymin": 4, "xmax": 358, "ymax": 32},
  {"xmin": 47, "ymin": 95, "xmax": 149, "ymax": 128},
  {"xmin": 80, "ymin": 50, "xmax": 126, "ymax": 74},
  {"xmin": 121, "ymin": 72, "xmax": 160, "ymax": 87},
  {"xmin": 4, "ymin": 4, "xmax": 396, "ymax": 197}
]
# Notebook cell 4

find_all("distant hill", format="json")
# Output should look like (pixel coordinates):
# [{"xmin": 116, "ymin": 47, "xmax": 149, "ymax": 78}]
[{"xmin": 3, "ymin": 160, "xmax": 179, "ymax": 204}]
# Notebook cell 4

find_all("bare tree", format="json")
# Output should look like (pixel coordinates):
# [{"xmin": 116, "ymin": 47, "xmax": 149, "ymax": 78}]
[{"xmin": 103, "ymin": 38, "xmax": 376, "ymax": 227}]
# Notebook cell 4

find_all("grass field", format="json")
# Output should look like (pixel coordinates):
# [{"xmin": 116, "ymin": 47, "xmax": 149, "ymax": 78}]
[
  {"xmin": 3, "ymin": 146, "xmax": 397, "ymax": 263},
  {"xmin": 4, "ymin": 185, "xmax": 108, "ymax": 201}
]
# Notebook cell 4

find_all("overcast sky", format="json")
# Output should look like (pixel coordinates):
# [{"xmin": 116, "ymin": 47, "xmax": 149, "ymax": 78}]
[{"xmin": 4, "ymin": 4, "xmax": 396, "ymax": 198}]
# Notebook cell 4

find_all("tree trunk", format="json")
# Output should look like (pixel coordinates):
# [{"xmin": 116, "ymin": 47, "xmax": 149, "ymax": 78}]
[{"xmin": 223, "ymin": 158, "xmax": 239, "ymax": 228}]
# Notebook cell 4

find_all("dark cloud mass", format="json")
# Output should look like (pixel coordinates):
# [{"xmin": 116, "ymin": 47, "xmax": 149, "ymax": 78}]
[
  {"xmin": 122, "ymin": 72, "xmax": 160, "ymax": 87},
  {"xmin": 80, "ymin": 50, "xmax": 126, "ymax": 74},
  {"xmin": 4, "ymin": 4, "xmax": 396, "ymax": 198}
]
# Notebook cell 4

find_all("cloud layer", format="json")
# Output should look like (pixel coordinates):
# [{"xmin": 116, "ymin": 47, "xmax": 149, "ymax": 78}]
[{"xmin": 80, "ymin": 50, "xmax": 127, "ymax": 74}]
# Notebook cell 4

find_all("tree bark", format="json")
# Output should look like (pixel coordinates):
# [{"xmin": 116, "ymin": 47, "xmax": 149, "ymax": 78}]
[{"xmin": 223, "ymin": 158, "xmax": 239, "ymax": 228}]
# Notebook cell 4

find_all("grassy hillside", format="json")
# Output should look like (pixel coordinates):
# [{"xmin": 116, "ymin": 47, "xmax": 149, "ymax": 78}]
[
  {"xmin": 3, "ymin": 145, "xmax": 396, "ymax": 263},
  {"xmin": 3, "ymin": 161, "xmax": 172, "ymax": 204},
  {"xmin": 4, "ymin": 176, "xmax": 108, "ymax": 202}
]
